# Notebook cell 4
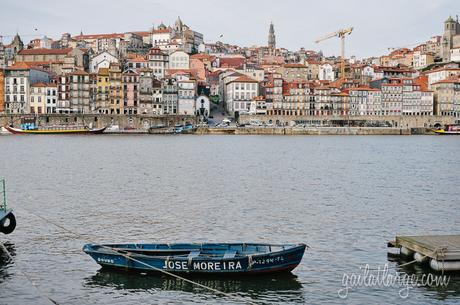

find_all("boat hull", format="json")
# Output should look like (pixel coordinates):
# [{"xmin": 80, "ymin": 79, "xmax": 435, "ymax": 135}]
[
  {"xmin": 4, "ymin": 125, "xmax": 107, "ymax": 135},
  {"xmin": 83, "ymin": 243, "xmax": 306, "ymax": 275},
  {"xmin": 434, "ymin": 130, "xmax": 460, "ymax": 135}
]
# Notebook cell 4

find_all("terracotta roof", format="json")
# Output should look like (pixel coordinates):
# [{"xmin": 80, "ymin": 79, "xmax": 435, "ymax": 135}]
[
  {"xmin": 131, "ymin": 31, "xmax": 150, "ymax": 37},
  {"xmin": 31, "ymin": 82, "xmax": 47, "ymax": 87},
  {"xmin": 165, "ymin": 69, "xmax": 197, "ymax": 78},
  {"xmin": 98, "ymin": 68, "xmax": 109, "ymax": 75},
  {"xmin": 69, "ymin": 70, "xmax": 89, "ymax": 76},
  {"xmin": 432, "ymin": 76, "xmax": 460, "ymax": 85},
  {"xmin": 426, "ymin": 67, "xmax": 460, "ymax": 73},
  {"xmin": 284, "ymin": 63, "xmax": 306, "ymax": 68},
  {"xmin": 152, "ymin": 29, "xmax": 171, "ymax": 34},
  {"xmin": 128, "ymin": 56, "xmax": 148, "ymax": 63},
  {"xmin": 228, "ymin": 75, "xmax": 258, "ymax": 83},
  {"xmin": 219, "ymin": 57, "xmax": 245, "ymax": 68},
  {"xmin": 349, "ymin": 87, "xmax": 380, "ymax": 91},
  {"xmin": 190, "ymin": 54, "xmax": 214, "ymax": 61},
  {"xmin": 149, "ymin": 47, "xmax": 165, "ymax": 55},
  {"xmin": 18, "ymin": 48, "xmax": 73, "ymax": 55},
  {"xmin": 8, "ymin": 62, "xmax": 34, "ymax": 69},
  {"xmin": 74, "ymin": 33, "xmax": 124, "ymax": 40}
]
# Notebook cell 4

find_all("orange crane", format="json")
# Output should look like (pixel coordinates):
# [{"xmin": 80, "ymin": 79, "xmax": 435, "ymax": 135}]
[{"xmin": 315, "ymin": 27, "xmax": 353, "ymax": 80}]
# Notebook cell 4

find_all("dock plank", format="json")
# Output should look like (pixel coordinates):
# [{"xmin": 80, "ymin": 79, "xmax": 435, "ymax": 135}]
[{"xmin": 395, "ymin": 235, "xmax": 460, "ymax": 261}]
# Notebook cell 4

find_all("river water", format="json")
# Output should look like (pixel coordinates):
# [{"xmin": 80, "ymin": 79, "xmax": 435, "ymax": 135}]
[{"xmin": 0, "ymin": 135, "xmax": 459, "ymax": 305}]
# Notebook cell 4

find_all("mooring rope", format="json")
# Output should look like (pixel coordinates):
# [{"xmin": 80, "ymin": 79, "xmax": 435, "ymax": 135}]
[
  {"xmin": 17, "ymin": 207, "xmax": 262, "ymax": 305},
  {"xmin": 0, "ymin": 242, "xmax": 60, "ymax": 305},
  {"xmin": 366, "ymin": 246, "xmax": 449, "ymax": 272}
]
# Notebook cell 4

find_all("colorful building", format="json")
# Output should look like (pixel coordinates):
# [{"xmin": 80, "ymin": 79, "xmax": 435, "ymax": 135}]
[
  {"xmin": 96, "ymin": 67, "xmax": 110, "ymax": 114},
  {"xmin": 108, "ymin": 62, "xmax": 123, "ymax": 114}
]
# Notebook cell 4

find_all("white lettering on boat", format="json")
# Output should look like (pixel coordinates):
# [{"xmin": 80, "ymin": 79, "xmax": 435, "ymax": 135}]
[
  {"xmin": 163, "ymin": 261, "xmax": 188, "ymax": 270},
  {"xmin": 97, "ymin": 257, "xmax": 114, "ymax": 264},
  {"xmin": 253, "ymin": 256, "xmax": 285, "ymax": 265},
  {"xmin": 164, "ymin": 260, "xmax": 242, "ymax": 271}
]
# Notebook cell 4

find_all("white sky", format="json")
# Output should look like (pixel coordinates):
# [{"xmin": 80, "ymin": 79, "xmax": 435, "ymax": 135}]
[{"xmin": 1, "ymin": 0, "xmax": 458, "ymax": 58}]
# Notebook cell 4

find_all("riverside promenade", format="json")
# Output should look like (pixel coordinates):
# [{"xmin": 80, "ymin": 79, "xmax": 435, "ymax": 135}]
[{"xmin": 0, "ymin": 114, "xmax": 455, "ymax": 135}]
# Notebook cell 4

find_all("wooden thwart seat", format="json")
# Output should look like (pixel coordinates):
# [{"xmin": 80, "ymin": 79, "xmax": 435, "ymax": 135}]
[
  {"xmin": 223, "ymin": 250, "xmax": 237, "ymax": 259},
  {"xmin": 188, "ymin": 251, "xmax": 201, "ymax": 259}
]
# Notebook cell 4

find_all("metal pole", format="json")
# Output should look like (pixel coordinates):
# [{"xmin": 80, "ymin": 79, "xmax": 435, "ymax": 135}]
[{"xmin": 2, "ymin": 179, "xmax": 6, "ymax": 211}]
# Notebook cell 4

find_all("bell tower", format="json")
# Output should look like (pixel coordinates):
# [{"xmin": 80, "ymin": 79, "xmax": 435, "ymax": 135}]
[
  {"xmin": 268, "ymin": 22, "xmax": 276, "ymax": 50},
  {"xmin": 442, "ymin": 16, "xmax": 457, "ymax": 62}
]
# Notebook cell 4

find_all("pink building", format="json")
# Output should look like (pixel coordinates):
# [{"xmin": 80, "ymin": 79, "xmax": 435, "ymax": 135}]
[{"xmin": 122, "ymin": 70, "xmax": 139, "ymax": 115}]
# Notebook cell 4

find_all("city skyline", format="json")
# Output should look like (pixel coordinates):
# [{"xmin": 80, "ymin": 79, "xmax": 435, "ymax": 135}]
[{"xmin": 1, "ymin": 0, "xmax": 459, "ymax": 58}]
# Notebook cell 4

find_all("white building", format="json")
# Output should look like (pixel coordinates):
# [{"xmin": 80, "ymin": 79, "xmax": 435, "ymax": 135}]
[
  {"xmin": 169, "ymin": 50, "xmax": 189, "ymax": 69},
  {"xmin": 90, "ymin": 51, "xmax": 119, "ymax": 73},
  {"xmin": 426, "ymin": 67, "xmax": 460, "ymax": 89},
  {"xmin": 40, "ymin": 36, "xmax": 53, "ymax": 49},
  {"xmin": 319, "ymin": 63, "xmax": 335, "ymax": 81},
  {"xmin": 225, "ymin": 76, "xmax": 259, "ymax": 115},
  {"xmin": 451, "ymin": 47, "xmax": 460, "ymax": 62},
  {"xmin": 362, "ymin": 65, "xmax": 375, "ymax": 79},
  {"xmin": 148, "ymin": 47, "xmax": 169, "ymax": 79},
  {"xmin": 45, "ymin": 83, "xmax": 58, "ymax": 114},
  {"xmin": 28, "ymin": 82, "xmax": 58, "ymax": 114},
  {"xmin": 151, "ymin": 27, "xmax": 172, "ymax": 47},
  {"xmin": 177, "ymin": 73, "xmax": 196, "ymax": 115},
  {"xmin": 29, "ymin": 83, "xmax": 46, "ymax": 114},
  {"xmin": 413, "ymin": 51, "xmax": 434, "ymax": 69},
  {"xmin": 4, "ymin": 66, "xmax": 50, "ymax": 114},
  {"xmin": 381, "ymin": 83, "xmax": 403, "ymax": 116},
  {"xmin": 235, "ymin": 65, "xmax": 265, "ymax": 82},
  {"xmin": 195, "ymin": 95, "xmax": 210, "ymax": 118}
]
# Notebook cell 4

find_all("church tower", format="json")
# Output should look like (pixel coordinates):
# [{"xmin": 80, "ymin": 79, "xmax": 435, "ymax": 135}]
[
  {"xmin": 442, "ymin": 16, "xmax": 458, "ymax": 62},
  {"xmin": 268, "ymin": 22, "xmax": 276, "ymax": 50},
  {"xmin": 174, "ymin": 16, "xmax": 183, "ymax": 34}
]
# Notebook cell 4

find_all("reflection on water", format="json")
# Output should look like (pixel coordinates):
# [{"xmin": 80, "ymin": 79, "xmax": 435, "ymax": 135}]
[
  {"xmin": 86, "ymin": 268, "xmax": 304, "ymax": 302},
  {"xmin": 0, "ymin": 242, "xmax": 16, "ymax": 281},
  {"xmin": 1, "ymin": 135, "xmax": 459, "ymax": 304},
  {"xmin": 388, "ymin": 255, "xmax": 460, "ymax": 300}
]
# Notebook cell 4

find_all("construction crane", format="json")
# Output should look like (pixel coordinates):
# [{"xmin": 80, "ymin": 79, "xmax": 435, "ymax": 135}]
[{"xmin": 315, "ymin": 27, "xmax": 353, "ymax": 80}]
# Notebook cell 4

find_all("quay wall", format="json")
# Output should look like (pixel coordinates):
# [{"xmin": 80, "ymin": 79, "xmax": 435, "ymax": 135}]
[
  {"xmin": 0, "ymin": 114, "xmax": 197, "ymax": 129},
  {"xmin": 239, "ymin": 115, "xmax": 456, "ymax": 128},
  {"xmin": 196, "ymin": 127, "xmax": 415, "ymax": 135},
  {"xmin": 1, "ymin": 114, "xmax": 455, "ymax": 130}
]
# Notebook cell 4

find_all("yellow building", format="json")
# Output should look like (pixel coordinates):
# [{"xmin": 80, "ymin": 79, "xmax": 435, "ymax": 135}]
[
  {"xmin": 108, "ymin": 63, "xmax": 123, "ymax": 114},
  {"xmin": 96, "ymin": 68, "xmax": 110, "ymax": 114},
  {"xmin": 29, "ymin": 83, "xmax": 47, "ymax": 114}
]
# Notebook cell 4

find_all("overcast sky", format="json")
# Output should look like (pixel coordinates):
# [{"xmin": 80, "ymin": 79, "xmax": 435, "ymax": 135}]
[{"xmin": 1, "ymin": 0, "xmax": 458, "ymax": 58}]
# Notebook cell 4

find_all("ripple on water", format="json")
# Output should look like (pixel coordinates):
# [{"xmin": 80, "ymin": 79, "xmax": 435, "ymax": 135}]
[{"xmin": 0, "ymin": 135, "xmax": 459, "ymax": 304}]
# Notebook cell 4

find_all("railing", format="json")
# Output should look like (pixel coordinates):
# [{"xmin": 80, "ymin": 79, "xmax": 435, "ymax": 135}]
[{"xmin": 1, "ymin": 179, "xmax": 7, "ymax": 212}]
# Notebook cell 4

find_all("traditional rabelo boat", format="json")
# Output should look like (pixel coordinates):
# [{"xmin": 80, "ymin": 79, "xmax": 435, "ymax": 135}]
[
  {"xmin": 83, "ymin": 243, "xmax": 306, "ymax": 275},
  {"xmin": 4, "ymin": 125, "xmax": 107, "ymax": 135},
  {"xmin": 434, "ymin": 125, "xmax": 460, "ymax": 135}
]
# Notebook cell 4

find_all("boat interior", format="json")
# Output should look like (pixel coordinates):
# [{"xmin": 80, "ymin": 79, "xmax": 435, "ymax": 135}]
[{"xmin": 88, "ymin": 243, "xmax": 299, "ymax": 259}]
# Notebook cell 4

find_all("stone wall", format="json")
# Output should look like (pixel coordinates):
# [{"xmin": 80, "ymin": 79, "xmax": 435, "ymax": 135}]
[
  {"xmin": 196, "ymin": 127, "xmax": 415, "ymax": 135},
  {"xmin": 239, "ymin": 114, "xmax": 456, "ymax": 128},
  {"xmin": 0, "ymin": 114, "xmax": 198, "ymax": 130}
]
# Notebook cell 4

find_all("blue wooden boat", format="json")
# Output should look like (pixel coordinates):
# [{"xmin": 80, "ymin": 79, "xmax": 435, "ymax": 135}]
[{"xmin": 83, "ymin": 243, "xmax": 306, "ymax": 275}]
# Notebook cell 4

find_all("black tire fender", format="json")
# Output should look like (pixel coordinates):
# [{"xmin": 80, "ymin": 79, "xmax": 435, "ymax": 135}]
[{"xmin": 0, "ymin": 212, "xmax": 16, "ymax": 234}]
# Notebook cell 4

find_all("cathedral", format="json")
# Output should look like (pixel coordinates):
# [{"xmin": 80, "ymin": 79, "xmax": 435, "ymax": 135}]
[{"xmin": 442, "ymin": 15, "xmax": 460, "ymax": 62}]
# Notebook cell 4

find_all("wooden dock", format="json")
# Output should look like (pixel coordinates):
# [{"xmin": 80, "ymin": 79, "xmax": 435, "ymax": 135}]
[
  {"xmin": 390, "ymin": 235, "xmax": 460, "ymax": 261},
  {"xmin": 389, "ymin": 235, "xmax": 460, "ymax": 271}
]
